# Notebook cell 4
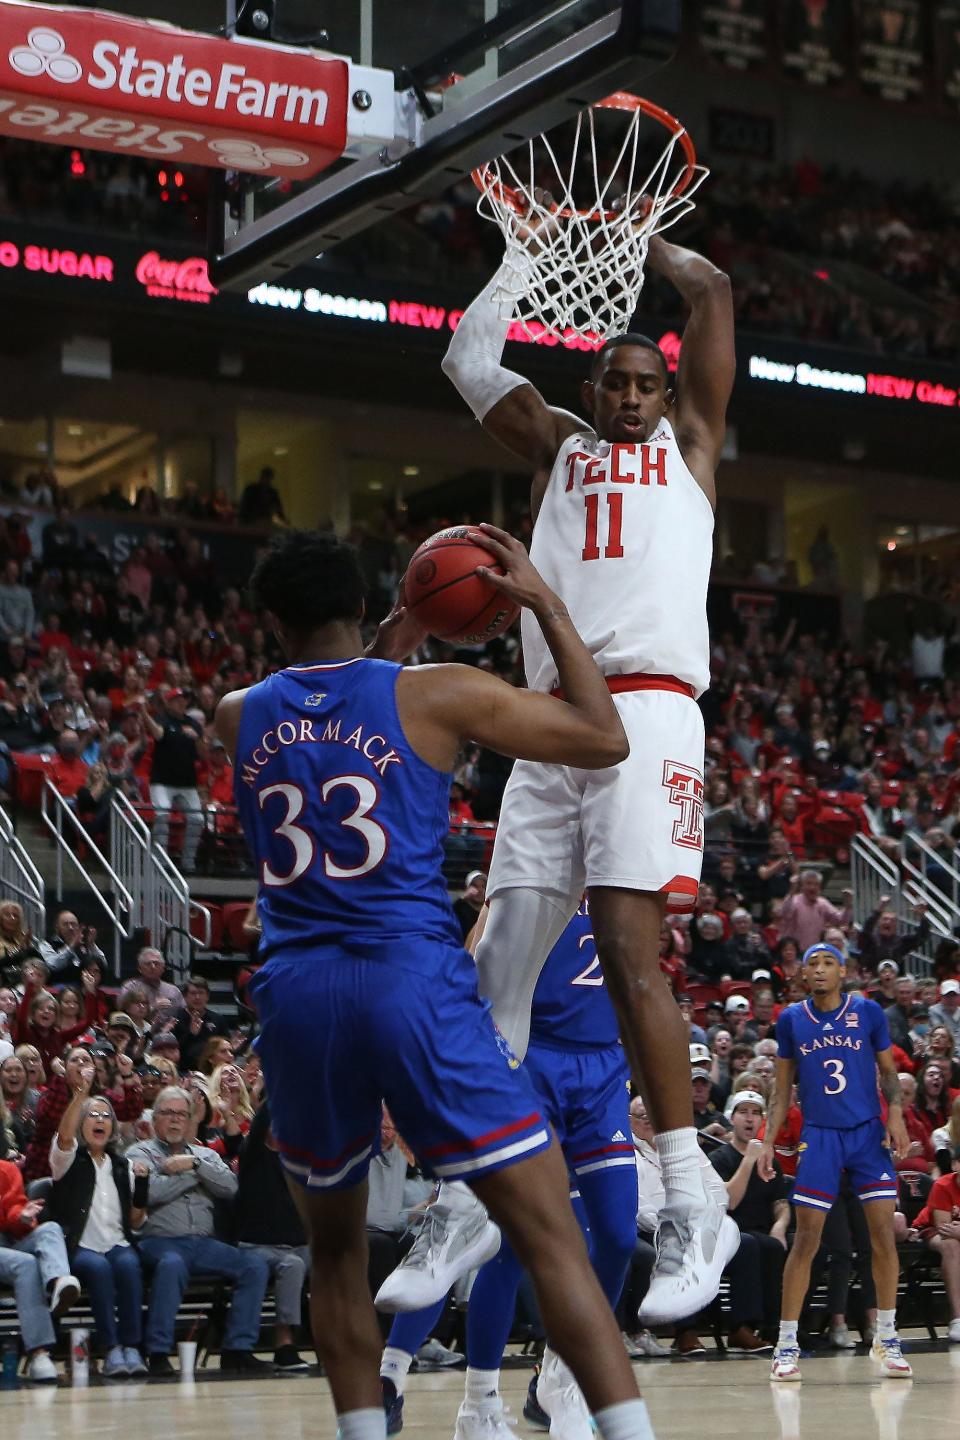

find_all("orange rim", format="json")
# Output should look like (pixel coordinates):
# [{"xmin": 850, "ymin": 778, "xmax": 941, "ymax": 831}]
[{"xmin": 471, "ymin": 92, "xmax": 698, "ymax": 223}]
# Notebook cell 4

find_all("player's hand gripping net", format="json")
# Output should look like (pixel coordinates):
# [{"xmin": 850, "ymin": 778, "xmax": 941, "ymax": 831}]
[{"xmin": 473, "ymin": 93, "xmax": 708, "ymax": 341}]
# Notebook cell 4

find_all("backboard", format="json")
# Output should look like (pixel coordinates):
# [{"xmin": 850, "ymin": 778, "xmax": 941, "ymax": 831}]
[{"xmin": 208, "ymin": 0, "xmax": 683, "ymax": 290}]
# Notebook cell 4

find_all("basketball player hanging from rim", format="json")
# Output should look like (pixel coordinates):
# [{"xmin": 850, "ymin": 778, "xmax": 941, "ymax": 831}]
[{"xmin": 382, "ymin": 185, "xmax": 737, "ymax": 1321}]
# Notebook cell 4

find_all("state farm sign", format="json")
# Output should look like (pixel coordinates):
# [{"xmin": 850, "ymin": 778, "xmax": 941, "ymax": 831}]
[{"xmin": 0, "ymin": 0, "xmax": 348, "ymax": 176}]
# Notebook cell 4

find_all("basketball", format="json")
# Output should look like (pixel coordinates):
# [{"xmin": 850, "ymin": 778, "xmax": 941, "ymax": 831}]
[{"xmin": 403, "ymin": 526, "xmax": 520, "ymax": 644}]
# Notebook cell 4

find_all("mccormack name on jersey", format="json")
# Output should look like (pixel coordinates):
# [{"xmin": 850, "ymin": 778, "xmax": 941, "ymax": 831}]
[{"xmin": 233, "ymin": 658, "xmax": 461, "ymax": 964}]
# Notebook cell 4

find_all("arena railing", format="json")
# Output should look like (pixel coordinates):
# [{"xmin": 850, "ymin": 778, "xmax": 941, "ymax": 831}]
[
  {"xmin": 41, "ymin": 778, "xmax": 135, "ymax": 976},
  {"xmin": 0, "ymin": 802, "xmax": 46, "ymax": 940},
  {"xmin": 109, "ymin": 790, "xmax": 211, "ymax": 983}
]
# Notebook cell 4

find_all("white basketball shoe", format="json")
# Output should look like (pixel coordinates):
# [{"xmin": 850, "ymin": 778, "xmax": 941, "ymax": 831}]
[
  {"xmin": 638, "ymin": 1161, "xmax": 739, "ymax": 1325},
  {"xmin": 535, "ymin": 1347, "xmax": 593, "ymax": 1440},
  {"xmin": 375, "ymin": 1183, "xmax": 501, "ymax": 1312},
  {"xmin": 453, "ymin": 1396, "xmax": 517, "ymax": 1440}
]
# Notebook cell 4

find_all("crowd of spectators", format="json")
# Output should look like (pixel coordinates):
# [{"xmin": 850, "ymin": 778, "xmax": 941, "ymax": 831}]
[
  {"xmin": 1, "ymin": 478, "xmax": 959, "ymax": 888},
  {"xmin": 2, "ymin": 131, "xmax": 959, "ymax": 361},
  {"xmin": 0, "ymin": 927, "xmax": 450, "ymax": 1381}
]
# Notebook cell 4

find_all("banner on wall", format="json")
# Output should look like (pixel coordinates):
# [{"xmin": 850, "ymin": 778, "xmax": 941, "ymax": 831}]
[
  {"xmin": 781, "ymin": 0, "xmax": 850, "ymax": 88},
  {"xmin": 935, "ymin": 0, "xmax": 960, "ymax": 111},
  {"xmin": 696, "ymin": 0, "xmax": 770, "ymax": 71},
  {"xmin": 857, "ymin": 0, "xmax": 927, "ymax": 103}
]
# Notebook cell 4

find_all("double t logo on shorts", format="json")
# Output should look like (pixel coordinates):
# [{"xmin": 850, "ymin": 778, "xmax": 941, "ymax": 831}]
[{"xmin": 662, "ymin": 761, "xmax": 704, "ymax": 850}]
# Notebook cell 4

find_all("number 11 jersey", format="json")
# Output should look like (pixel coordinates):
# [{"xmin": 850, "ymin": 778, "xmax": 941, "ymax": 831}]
[
  {"xmin": 234, "ymin": 658, "xmax": 461, "ymax": 967},
  {"xmin": 775, "ymin": 993, "xmax": 892, "ymax": 1129},
  {"xmin": 521, "ymin": 417, "xmax": 714, "ymax": 697}
]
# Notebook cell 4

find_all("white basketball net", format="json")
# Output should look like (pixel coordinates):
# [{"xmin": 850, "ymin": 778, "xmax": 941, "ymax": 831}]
[{"xmin": 474, "ymin": 100, "xmax": 709, "ymax": 341}]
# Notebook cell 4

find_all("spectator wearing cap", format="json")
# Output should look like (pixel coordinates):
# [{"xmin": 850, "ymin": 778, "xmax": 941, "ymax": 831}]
[
  {"xmin": 691, "ymin": 1044, "xmax": 730, "ymax": 1143},
  {"xmin": 143, "ymin": 688, "xmax": 203, "ymax": 874},
  {"xmin": 452, "ymin": 870, "xmax": 487, "ymax": 942},
  {"xmin": 858, "ymin": 897, "xmax": 930, "ymax": 976},
  {"xmin": 777, "ymin": 871, "xmax": 851, "ymax": 952},
  {"xmin": 147, "ymin": 1030, "xmax": 182, "ymax": 1073},
  {"xmin": 929, "ymin": 980, "xmax": 960, "ymax": 1058},
  {"xmin": 676, "ymin": 993, "xmax": 707, "ymax": 1047},
  {"xmin": 120, "ymin": 947, "xmax": 183, "ymax": 1023},
  {"xmin": 710, "ymin": 1089, "xmax": 789, "ymax": 1353},
  {"xmin": 872, "ymin": 959, "xmax": 900, "ymax": 1007},
  {"xmin": 702, "ymin": 998, "xmax": 725, "ymax": 1034}
]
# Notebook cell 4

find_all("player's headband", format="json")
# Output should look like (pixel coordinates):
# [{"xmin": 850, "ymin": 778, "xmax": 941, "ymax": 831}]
[{"xmin": 801, "ymin": 942, "xmax": 846, "ymax": 969}]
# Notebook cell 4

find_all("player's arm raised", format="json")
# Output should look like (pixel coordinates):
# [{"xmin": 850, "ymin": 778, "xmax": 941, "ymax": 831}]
[
  {"xmin": 876, "ymin": 1047, "xmax": 910, "ymax": 1160},
  {"xmin": 758, "ymin": 1055, "xmax": 796, "ymax": 1181},
  {"xmin": 646, "ymin": 232, "xmax": 734, "ymax": 503},
  {"xmin": 441, "ymin": 243, "xmax": 582, "ymax": 473},
  {"xmin": 399, "ymin": 525, "xmax": 627, "ymax": 772}
]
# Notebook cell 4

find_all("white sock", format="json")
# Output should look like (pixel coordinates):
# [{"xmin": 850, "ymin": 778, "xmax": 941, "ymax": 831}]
[
  {"xmin": 777, "ymin": 1320, "xmax": 799, "ymax": 1348},
  {"xmin": 380, "ymin": 1347, "xmax": 414, "ymax": 1396},
  {"xmin": 465, "ymin": 1366, "xmax": 500, "ymax": 1403},
  {"xmin": 594, "ymin": 1398, "xmax": 656, "ymax": 1440},
  {"xmin": 654, "ymin": 1127, "xmax": 703, "ymax": 1205},
  {"xmin": 338, "ymin": 1409, "xmax": 386, "ymax": 1440},
  {"xmin": 876, "ymin": 1309, "xmax": 897, "ymax": 1339}
]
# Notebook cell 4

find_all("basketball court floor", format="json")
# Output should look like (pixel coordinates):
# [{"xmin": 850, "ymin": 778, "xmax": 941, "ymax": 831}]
[{"xmin": 3, "ymin": 1348, "xmax": 959, "ymax": 1440}]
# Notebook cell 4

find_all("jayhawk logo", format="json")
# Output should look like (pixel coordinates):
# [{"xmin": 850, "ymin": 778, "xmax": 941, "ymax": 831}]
[
  {"xmin": 304, "ymin": 693, "xmax": 327, "ymax": 708},
  {"xmin": 494, "ymin": 1026, "xmax": 520, "ymax": 1070}
]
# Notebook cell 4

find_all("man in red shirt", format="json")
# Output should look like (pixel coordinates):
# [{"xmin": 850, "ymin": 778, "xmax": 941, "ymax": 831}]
[
  {"xmin": 927, "ymin": 1149, "xmax": 960, "ymax": 1343},
  {"xmin": 47, "ymin": 728, "xmax": 89, "ymax": 801}
]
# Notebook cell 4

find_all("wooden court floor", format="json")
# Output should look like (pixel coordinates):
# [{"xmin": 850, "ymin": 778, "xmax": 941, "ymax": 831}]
[{"xmin": 3, "ymin": 1349, "xmax": 960, "ymax": 1440}]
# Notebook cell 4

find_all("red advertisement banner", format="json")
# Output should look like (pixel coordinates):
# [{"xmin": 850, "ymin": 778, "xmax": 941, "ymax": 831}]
[{"xmin": 0, "ymin": 0, "xmax": 348, "ymax": 176}]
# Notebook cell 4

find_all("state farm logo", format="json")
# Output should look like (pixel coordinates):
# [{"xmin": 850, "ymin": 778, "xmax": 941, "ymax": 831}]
[
  {"xmin": 9, "ymin": 27, "xmax": 81, "ymax": 84},
  {"xmin": 136, "ymin": 251, "xmax": 218, "ymax": 304}
]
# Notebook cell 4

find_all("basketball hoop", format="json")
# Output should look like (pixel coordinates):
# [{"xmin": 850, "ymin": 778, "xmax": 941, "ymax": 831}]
[{"xmin": 472, "ymin": 93, "xmax": 708, "ymax": 341}]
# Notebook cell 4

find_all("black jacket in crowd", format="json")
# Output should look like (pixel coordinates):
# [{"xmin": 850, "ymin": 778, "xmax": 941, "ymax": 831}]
[
  {"xmin": 46, "ymin": 1146, "xmax": 138, "ymax": 1256},
  {"xmin": 234, "ymin": 1102, "xmax": 306, "ymax": 1249}
]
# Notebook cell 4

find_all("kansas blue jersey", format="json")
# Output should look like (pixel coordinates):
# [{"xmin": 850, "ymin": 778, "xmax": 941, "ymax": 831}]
[
  {"xmin": 529, "ymin": 901, "xmax": 620, "ymax": 1050},
  {"xmin": 234, "ymin": 658, "xmax": 461, "ymax": 967},
  {"xmin": 776, "ymin": 993, "xmax": 891, "ymax": 1130}
]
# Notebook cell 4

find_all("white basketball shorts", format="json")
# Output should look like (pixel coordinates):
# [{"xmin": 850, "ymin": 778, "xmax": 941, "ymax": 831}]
[{"xmin": 486, "ymin": 686, "xmax": 705, "ymax": 911}]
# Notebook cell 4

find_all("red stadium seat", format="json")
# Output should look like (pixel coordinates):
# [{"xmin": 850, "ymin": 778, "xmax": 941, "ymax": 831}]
[
  {"xmin": 11, "ymin": 752, "xmax": 53, "ymax": 809},
  {"xmin": 191, "ymin": 902, "xmax": 223, "ymax": 950},
  {"xmin": 221, "ymin": 901, "xmax": 253, "ymax": 953}
]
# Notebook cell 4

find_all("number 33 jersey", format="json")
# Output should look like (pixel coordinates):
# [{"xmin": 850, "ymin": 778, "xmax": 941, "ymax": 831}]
[
  {"xmin": 234, "ymin": 658, "xmax": 461, "ymax": 965},
  {"xmin": 775, "ymin": 993, "xmax": 892, "ymax": 1129},
  {"xmin": 521, "ymin": 417, "xmax": 714, "ymax": 697}
]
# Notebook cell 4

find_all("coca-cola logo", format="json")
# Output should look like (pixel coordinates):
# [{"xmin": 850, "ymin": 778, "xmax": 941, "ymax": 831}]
[{"xmin": 135, "ymin": 251, "xmax": 217, "ymax": 304}]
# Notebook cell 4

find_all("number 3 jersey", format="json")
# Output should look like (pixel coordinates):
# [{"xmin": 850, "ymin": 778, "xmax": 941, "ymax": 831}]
[
  {"xmin": 521, "ymin": 417, "xmax": 714, "ymax": 697},
  {"xmin": 234, "ymin": 658, "xmax": 462, "ymax": 967},
  {"xmin": 775, "ymin": 993, "xmax": 892, "ymax": 1129}
]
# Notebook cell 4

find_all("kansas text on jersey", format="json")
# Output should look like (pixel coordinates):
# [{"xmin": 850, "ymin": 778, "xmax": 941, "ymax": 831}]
[{"xmin": 775, "ymin": 993, "xmax": 892, "ymax": 1130}]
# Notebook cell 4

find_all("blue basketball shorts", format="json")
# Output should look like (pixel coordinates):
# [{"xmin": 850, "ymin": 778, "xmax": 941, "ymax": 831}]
[
  {"xmin": 248, "ymin": 945, "xmax": 552, "ymax": 1192},
  {"xmin": 792, "ymin": 1118, "xmax": 898, "ymax": 1211},
  {"xmin": 524, "ymin": 1037, "xmax": 634, "ymax": 1179}
]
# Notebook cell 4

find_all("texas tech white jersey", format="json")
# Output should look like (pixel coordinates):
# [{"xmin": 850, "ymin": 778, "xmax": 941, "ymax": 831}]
[{"xmin": 521, "ymin": 417, "xmax": 714, "ymax": 697}]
